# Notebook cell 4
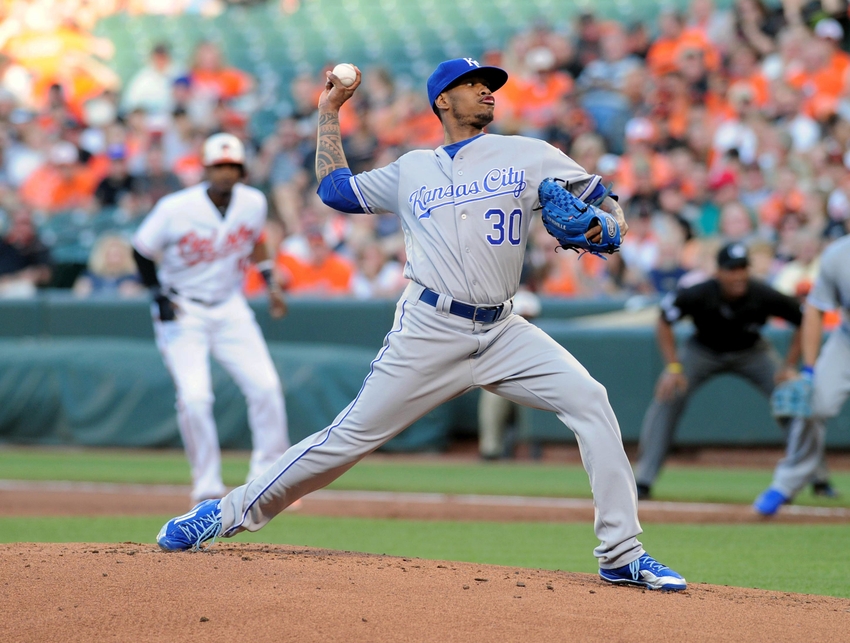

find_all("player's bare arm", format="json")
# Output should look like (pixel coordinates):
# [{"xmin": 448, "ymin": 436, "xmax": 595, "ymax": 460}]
[
  {"xmin": 777, "ymin": 326, "xmax": 803, "ymax": 383},
  {"xmin": 315, "ymin": 66, "xmax": 361, "ymax": 181},
  {"xmin": 654, "ymin": 316, "xmax": 687, "ymax": 401},
  {"xmin": 251, "ymin": 239, "xmax": 287, "ymax": 319},
  {"xmin": 801, "ymin": 303, "xmax": 825, "ymax": 369}
]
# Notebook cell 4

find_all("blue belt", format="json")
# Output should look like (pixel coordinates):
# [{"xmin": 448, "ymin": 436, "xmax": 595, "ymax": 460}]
[{"xmin": 419, "ymin": 287, "xmax": 505, "ymax": 323}]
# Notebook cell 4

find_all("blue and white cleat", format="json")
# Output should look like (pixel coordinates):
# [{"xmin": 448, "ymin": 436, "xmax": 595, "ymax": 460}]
[
  {"xmin": 753, "ymin": 487, "xmax": 788, "ymax": 516},
  {"xmin": 599, "ymin": 553, "xmax": 687, "ymax": 591},
  {"xmin": 157, "ymin": 499, "xmax": 223, "ymax": 552}
]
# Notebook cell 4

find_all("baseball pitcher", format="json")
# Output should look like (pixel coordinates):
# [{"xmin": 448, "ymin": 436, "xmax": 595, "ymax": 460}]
[
  {"xmin": 133, "ymin": 133, "xmax": 292, "ymax": 504},
  {"xmin": 157, "ymin": 59, "xmax": 686, "ymax": 591}
]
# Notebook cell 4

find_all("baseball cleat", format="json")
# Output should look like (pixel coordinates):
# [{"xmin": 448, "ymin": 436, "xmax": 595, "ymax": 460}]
[
  {"xmin": 753, "ymin": 487, "xmax": 789, "ymax": 516},
  {"xmin": 599, "ymin": 553, "xmax": 687, "ymax": 591},
  {"xmin": 157, "ymin": 499, "xmax": 223, "ymax": 551},
  {"xmin": 812, "ymin": 481, "xmax": 839, "ymax": 498}
]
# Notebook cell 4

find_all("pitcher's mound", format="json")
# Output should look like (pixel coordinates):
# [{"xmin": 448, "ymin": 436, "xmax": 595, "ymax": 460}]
[{"xmin": 2, "ymin": 542, "xmax": 847, "ymax": 642}]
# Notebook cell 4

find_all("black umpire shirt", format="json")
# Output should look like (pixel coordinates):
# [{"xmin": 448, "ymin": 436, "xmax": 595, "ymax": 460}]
[{"xmin": 660, "ymin": 279, "xmax": 803, "ymax": 353}]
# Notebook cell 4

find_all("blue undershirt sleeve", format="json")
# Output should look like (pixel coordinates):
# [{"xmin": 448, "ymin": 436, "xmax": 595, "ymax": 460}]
[{"xmin": 317, "ymin": 168, "xmax": 367, "ymax": 214}]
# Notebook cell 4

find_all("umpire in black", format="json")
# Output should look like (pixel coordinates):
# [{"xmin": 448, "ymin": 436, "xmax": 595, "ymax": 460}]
[{"xmin": 634, "ymin": 242, "xmax": 833, "ymax": 499}]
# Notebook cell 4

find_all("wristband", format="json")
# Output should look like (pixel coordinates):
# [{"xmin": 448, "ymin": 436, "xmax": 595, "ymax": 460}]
[
  {"xmin": 801, "ymin": 365, "xmax": 814, "ymax": 377},
  {"xmin": 256, "ymin": 260, "xmax": 276, "ymax": 290},
  {"xmin": 665, "ymin": 362, "xmax": 683, "ymax": 374}
]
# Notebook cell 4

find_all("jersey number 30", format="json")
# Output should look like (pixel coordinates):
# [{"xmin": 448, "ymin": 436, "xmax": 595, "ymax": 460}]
[{"xmin": 485, "ymin": 208, "xmax": 522, "ymax": 246}]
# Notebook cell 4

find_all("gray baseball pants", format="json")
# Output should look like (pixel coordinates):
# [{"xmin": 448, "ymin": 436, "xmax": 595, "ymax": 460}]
[
  {"xmin": 771, "ymin": 329, "xmax": 850, "ymax": 497},
  {"xmin": 219, "ymin": 282, "xmax": 645, "ymax": 568},
  {"xmin": 634, "ymin": 338, "xmax": 830, "ymax": 488}
]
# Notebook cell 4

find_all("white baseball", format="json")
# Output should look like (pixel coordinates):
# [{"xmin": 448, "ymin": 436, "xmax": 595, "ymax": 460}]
[{"xmin": 332, "ymin": 63, "xmax": 357, "ymax": 87}]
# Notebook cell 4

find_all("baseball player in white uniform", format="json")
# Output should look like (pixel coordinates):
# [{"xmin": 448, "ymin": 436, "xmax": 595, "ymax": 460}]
[
  {"xmin": 157, "ymin": 60, "xmax": 686, "ymax": 591},
  {"xmin": 754, "ymin": 234, "xmax": 850, "ymax": 515},
  {"xmin": 133, "ymin": 133, "xmax": 292, "ymax": 505}
]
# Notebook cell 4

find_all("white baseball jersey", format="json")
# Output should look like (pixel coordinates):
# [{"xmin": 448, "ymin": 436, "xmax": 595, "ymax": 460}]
[
  {"xmin": 348, "ymin": 134, "xmax": 599, "ymax": 305},
  {"xmin": 133, "ymin": 182, "xmax": 266, "ymax": 303}
]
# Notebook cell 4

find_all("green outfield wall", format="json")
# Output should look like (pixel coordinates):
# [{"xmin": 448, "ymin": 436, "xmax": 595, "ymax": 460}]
[{"xmin": 0, "ymin": 293, "xmax": 847, "ymax": 451}]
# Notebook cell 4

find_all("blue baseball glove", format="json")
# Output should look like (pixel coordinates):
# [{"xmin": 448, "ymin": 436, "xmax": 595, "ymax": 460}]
[
  {"xmin": 770, "ymin": 377, "xmax": 813, "ymax": 419},
  {"xmin": 538, "ymin": 178, "xmax": 622, "ymax": 257}
]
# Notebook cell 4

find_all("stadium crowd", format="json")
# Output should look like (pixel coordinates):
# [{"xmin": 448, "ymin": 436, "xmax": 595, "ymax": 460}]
[{"xmin": 0, "ymin": 0, "xmax": 849, "ymax": 306}]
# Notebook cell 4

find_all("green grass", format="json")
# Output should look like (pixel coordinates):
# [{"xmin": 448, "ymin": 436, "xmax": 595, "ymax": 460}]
[
  {"xmin": 2, "ymin": 515, "xmax": 847, "ymax": 598},
  {"xmin": 2, "ymin": 446, "xmax": 849, "ymax": 597},
  {"xmin": 1, "ymin": 446, "xmax": 847, "ymax": 507}
]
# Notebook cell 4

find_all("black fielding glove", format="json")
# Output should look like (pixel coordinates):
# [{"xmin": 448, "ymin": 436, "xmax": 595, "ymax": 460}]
[{"xmin": 152, "ymin": 287, "xmax": 177, "ymax": 322}]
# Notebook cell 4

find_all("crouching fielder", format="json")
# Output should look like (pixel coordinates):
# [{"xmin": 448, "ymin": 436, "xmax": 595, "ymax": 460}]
[{"xmin": 754, "ymin": 234, "xmax": 850, "ymax": 515}]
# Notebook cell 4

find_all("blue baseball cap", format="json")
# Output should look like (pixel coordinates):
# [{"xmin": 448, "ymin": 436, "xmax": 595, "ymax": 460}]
[{"xmin": 426, "ymin": 58, "xmax": 508, "ymax": 113}]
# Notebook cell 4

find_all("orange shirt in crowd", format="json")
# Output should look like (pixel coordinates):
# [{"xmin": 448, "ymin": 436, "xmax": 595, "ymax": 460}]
[
  {"xmin": 787, "ymin": 53, "xmax": 850, "ymax": 117},
  {"xmin": 613, "ymin": 153, "xmax": 676, "ymax": 201},
  {"xmin": 758, "ymin": 189, "xmax": 806, "ymax": 227},
  {"xmin": 647, "ymin": 29, "xmax": 719, "ymax": 77},
  {"xmin": 498, "ymin": 71, "xmax": 573, "ymax": 129},
  {"xmin": 19, "ymin": 165, "xmax": 98, "ymax": 213},
  {"xmin": 646, "ymin": 37, "xmax": 682, "ymax": 77},
  {"xmin": 190, "ymin": 67, "xmax": 253, "ymax": 101},
  {"xmin": 276, "ymin": 252, "xmax": 354, "ymax": 295},
  {"xmin": 540, "ymin": 253, "xmax": 605, "ymax": 297}
]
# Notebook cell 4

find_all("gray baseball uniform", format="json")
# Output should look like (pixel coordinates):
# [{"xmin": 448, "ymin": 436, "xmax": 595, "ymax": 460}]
[
  {"xmin": 770, "ymin": 235, "xmax": 850, "ymax": 497},
  {"xmin": 216, "ymin": 134, "xmax": 645, "ymax": 568}
]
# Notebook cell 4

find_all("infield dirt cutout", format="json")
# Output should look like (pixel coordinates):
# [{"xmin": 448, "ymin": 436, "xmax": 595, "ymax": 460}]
[
  {"xmin": 2, "ymin": 541, "xmax": 849, "ymax": 643},
  {"xmin": 2, "ymin": 482, "xmax": 850, "ymax": 642}
]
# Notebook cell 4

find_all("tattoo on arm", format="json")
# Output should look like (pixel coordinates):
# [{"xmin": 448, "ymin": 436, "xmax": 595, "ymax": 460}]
[
  {"xmin": 315, "ymin": 111, "xmax": 349, "ymax": 181},
  {"xmin": 600, "ymin": 196, "xmax": 628, "ymax": 237}
]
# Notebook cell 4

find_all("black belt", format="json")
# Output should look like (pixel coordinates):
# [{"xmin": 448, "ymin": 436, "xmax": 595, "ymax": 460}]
[
  {"xmin": 169, "ymin": 288, "xmax": 226, "ymax": 308},
  {"xmin": 419, "ymin": 287, "xmax": 505, "ymax": 323}
]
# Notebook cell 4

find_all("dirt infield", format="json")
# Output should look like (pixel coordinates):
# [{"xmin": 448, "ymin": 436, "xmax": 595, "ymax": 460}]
[
  {"xmin": 2, "ymin": 481, "xmax": 850, "ymax": 524},
  {"xmin": 2, "ymin": 542, "xmax": 849, "ymax": 643},
  {"xmin": 3, "ymin": 447, "xmax": 850, "ymax": 641}
]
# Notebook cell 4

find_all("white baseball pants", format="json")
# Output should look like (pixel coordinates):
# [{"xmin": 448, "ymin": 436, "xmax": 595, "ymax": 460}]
[
  {"xmin": 155, "ymin": 293, "xmax": 290, "ymax": 503},
  {"xmin": 219, "ymin": 283, "xmax": 644, "ymax": 568}
]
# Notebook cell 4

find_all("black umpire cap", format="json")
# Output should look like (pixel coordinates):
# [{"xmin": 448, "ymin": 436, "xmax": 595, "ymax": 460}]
[{"xmin": 717, "ymin": 242, "xmax": 749, "ymax": 269}]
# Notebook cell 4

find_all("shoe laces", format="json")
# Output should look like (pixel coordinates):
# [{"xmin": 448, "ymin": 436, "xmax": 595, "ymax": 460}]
[
  {"xmin": 176, "ymin": 511, "xmax": 222, "ymax": 551},
  {"xmin": 637, "ymin": 555, "xmax": 670, "ymax": 576}
]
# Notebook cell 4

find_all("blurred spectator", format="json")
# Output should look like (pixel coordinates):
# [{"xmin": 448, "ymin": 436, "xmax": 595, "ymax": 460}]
[
  {"xmin": 72, "ymin": 234, "xmax": 143, "ymax": 298},
  {"xmin": 734, "ymin": 0, "xmax": 785, "ymax": 56},
  {"xmin": 19, "ymin": 140, "xmax": 96, "ymax": 214},
  {"xmin": 576, "ymin": 22, "xmax": 642, "ymax": 153},
  {"xmin": 121, "ymin": 43, "xmax": 182, "ymax": 116},
  {"xmin": 570, "ymin": 11, "xmax": 604, "ymax": 76},
  {"xmin": 747, "ymin": 237, "xmax": 779, "ymax": 282},
  {"xmin": 0, "ymin": 1, "xmax": 845, "ymax": 303},
  {"xmin": 187, "ymin": 41, "xmax": 254, "ymax": 130},
  {"xmin": 718, "ymin": 201, "xmax": 757, "ymax": 243},
  {"xmin": 647, "ymin": 217, "xmax": 688, "ymax": 294},
  {"xmin": 277, "ymin": 225, "xmax": 354, "ymax": 296},
  {"xmin": 133, "ymin": 144, "xmax": 182, "ymax": 210},
  {"xmin": 253, "ymin": 117, "xmax": 312, "ymax": 235},
  {"xmin": 772, "ymin": 227, "xmax": 823, "ymax": 298},
  {"xmin": 93, "ymin": 144, "xmax": 136, "ymax": 209},
  {"xmin": 498, "ymin": 44, "xmax": 574, "ymax": 137},
  {"xmin": 3, "ymin": 110, "xmax": 48, "ymax": 188},
  {"xmin": 0, "ymin": 204, "xmax": 51, "ymax": 297},
  {"xmin": 351, "ymin": 240, "xmax": 407, "ymax": 299}
]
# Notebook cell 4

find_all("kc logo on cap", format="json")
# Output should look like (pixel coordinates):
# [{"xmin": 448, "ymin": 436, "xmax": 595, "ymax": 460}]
[{"xmin": 426, "ymin": 58, "xmax": 509, "ymax": 112}]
